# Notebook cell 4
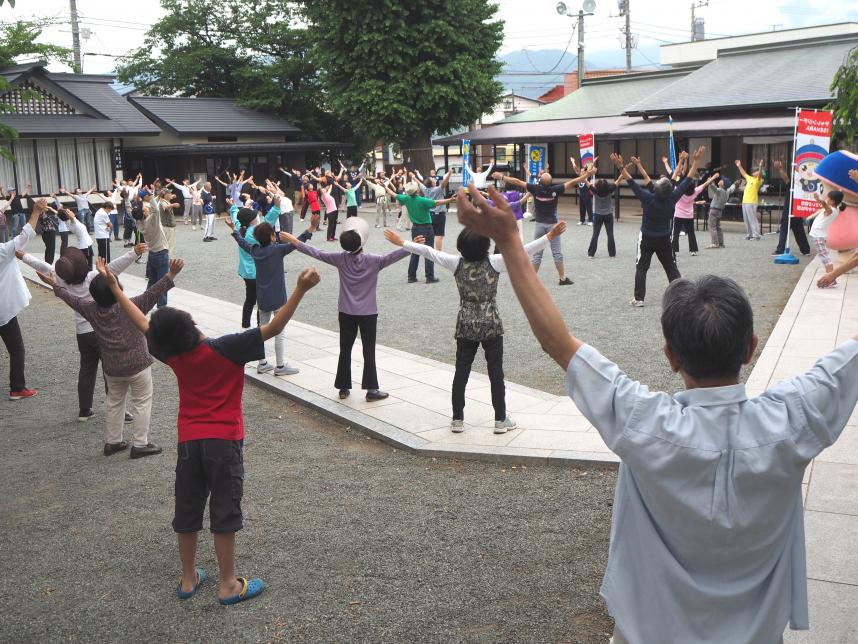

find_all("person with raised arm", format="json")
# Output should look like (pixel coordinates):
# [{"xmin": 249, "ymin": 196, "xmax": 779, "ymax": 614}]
[
  {"xmin": 611, "ymin": 146, "xmax": 704, "ymax": 307},
  {"xmin": 381, "ymin": 177, "xmax": 454, "ymax": 283},
  {"xmin": 735, "ymin": 158, "xmax": 765, "ymax": 241},
  {"xmin": 672, "ymin": 171, "xmax": 720, "ymax": 256},
  {"xmin": 280, "ymin": 219, "xmax": 408, "ymax": 402},
  {"xmin": 415, "ymin": 168, "xmax": 452, "ymax": 250},
  {"xmin": 96, "ymin": 254, "xmax": 319, "ymax": 604},
  {"xmin": 61, "ymin": 185, "xmax": 96, "ymax": 232},
  {"xmin": 365, "ymin": 174, "xmax": 392, "ymax": 228},
  {"xmin": 457, "ymin": 180, "xmax": 858, "ymax": 644},
  {"xmin": 18, "ymin": 242, "xmax": 147, "ymax": 420},
  {"xmin": 706, "ymin": 174, "xmax": 737, "ymax": 249},
  {"xmin": 570, "ymin": 157, "xmax": 594, "ymax": 226},
  {"xmin": 384, "ymin": 217, "xmax": 566, "ymax": 433},
  {"xmin": 1, "ymin": 198, "xmax": 42, "ymax": 400},
  {"xmin": 587, "ymin": 170, "xmax": 624, "ymax": 258},
  {"xmin": 494, "ymin": 164, "xmax": 595, "ymax": 285},
  {"xmin": 771, "ymin": 159, "xmax": 811, "ymax": 257},
  {"xmin": 336, "ymin": 162, "xmax": 365, "ymax": 219}
]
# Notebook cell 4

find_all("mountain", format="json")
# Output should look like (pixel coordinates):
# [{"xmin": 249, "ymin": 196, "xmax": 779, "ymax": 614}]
[{"xmin": 498, "ymin": 45, "xmax": 661, "ymax": 98}]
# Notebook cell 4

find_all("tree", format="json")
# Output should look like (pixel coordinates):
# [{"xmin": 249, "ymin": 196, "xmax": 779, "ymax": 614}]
[
  {"xmin": 829, "ymin": 44, "xmax": 858, "ymax": 147},
  {"xmin": 304, "ymin": 0, "xmax": 504, "ymax": 171},
  {"xmin": 0, "ymin": 19, "xmax": 72, "ymax": 160},
  {"xmin": 115, "ymin": 0, "xmax": 337, "ymax": 142}
]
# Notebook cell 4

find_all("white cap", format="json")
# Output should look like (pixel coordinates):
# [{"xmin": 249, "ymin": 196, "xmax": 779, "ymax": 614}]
[
  {"xmin": 404, "ymin": 181, "xmax": 419, "ymax": 196},
  {"xmin": 341, "ymin": 216, "xmax": 369, "ymax": 251}
]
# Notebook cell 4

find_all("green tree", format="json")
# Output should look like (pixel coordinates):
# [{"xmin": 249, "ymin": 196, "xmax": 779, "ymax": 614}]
[
  {"xmin": 829, "ymin": 45, "xmax": 858, "ymax": 147},
  {"xmin": 0, "ymin": 18, "xmax": 72, "ymax": 160},
  {"xmin": 115, "ymin": 0, "xmax": 339, "ymax": 142},
  {"xmin": 304, "ymin": 0, "xmax": 504, "ymax": 171}
]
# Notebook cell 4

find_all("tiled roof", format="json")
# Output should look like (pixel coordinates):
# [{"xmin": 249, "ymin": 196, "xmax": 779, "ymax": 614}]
[{"xmin": 129, "ymin": 97, "xmax": 300, "ymax": 135}]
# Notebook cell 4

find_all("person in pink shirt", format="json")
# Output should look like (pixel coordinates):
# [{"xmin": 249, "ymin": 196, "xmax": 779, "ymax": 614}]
[{"xmin": 672, "ymin": 174, "xmax": 719, "ymax": 255}]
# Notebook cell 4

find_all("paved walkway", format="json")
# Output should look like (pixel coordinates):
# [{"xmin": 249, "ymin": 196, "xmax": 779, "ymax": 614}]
[{"xmin": 20, "ymin": 263, "xmax": 617, "ymax": 466}]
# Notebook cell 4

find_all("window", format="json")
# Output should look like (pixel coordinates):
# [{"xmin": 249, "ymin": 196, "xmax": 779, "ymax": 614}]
[
  {"xmin": 57, "ymin": 139, "xmax": 78, "ymax": 189},
  {"xmin": 595, "ymin": 140, "xmax": 613, "ymax": 173},
  {"xmin": 551, "ymin": 142, "xmax": 567, "ymax": 176},
  {"xmin": 12, "ymin": 140, "xmax": 36, "ymax": 190},
  {"xmin": 2, "ymin": 81, "xmax": 76, "ymax": 115},
  {"xmin": 654, "ymin": 138, "xmax": 671, "ymax": 174},
  {"xmin": 95, "ymin": 139, "xmax": 113, "ymax": 190},
  {"xmin": 76, "ymin": 139, "xmax": 96, "ymax": 189},
  {"xmin": 637, "ymin": 139, "xmax": 655, "ymax": 178},
  {"xmin": 37, "ymin": 139, "xmax": 59, "ymax": 194},
  {"xmin": 0, "ymin": 148, "xmax": 14, "ymax": 189}
]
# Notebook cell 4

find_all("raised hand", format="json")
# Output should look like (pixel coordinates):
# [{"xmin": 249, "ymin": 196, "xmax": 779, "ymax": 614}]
[
  {"xmin": 134, "ymin": 242, "xmax": 148, "ymax": 256},
  {"xmin": 692, "ymin": 146, "xmax": 706, "ymax": 161},
  {"xmin": 95, "ymin": 257, "xmax": 118, "ymax": 288},
  {"xmin": 279, "ymin": 231, "xmax": 301, "ymax": 247},
  {"xmin": 383, "ymin": 229, "xmax": 404, "ymax": 246},
  {"xmin": 224, "ymin": 217, "xmax": 235, "ymax": 230},
  {"xmin": 36, "ymin": 270, "xmax": 56, "ymax": 287},
  {"xmin": 456, "ymin": 183, "xmax": 518, "ymax": 247},
  {"xmin": 610, "ymin": 153, "xmax": 625, "ymax": 168},
  {"xmin": 296, "ymin": 267, "xmax": 321, "ymax": 291},
  {"xmin": 773, "ymin": 159, "xmax": 783, "ymax": 171},
  {"xmin": 167, "ymin": 258, "xmax": 184, "ymax": 279},
  {"xmin": 547, "ymin": 221, "xmax": 567, "ymax": 240},
  {"xmin": 734, "ymin": 159, "xmax": 742, "ymax": 167}
]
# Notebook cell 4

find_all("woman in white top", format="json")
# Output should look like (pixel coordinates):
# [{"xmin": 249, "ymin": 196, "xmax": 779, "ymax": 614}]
[
  {"xmin": 1, "ymin": 201, "xmax": 41, "ymax": 399},
  {"xmin": 93, "ymin": 200, "xmax": 113, "ymax": 262},
  {"xmin": 807, "ymin": 190, "xmax": 846, "ymax": 287}
]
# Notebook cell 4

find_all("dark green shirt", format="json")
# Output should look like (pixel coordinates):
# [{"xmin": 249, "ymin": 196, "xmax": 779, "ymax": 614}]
[{"xmin": 396, "ymin": 194, "xmax": 435, "ymax": 225}]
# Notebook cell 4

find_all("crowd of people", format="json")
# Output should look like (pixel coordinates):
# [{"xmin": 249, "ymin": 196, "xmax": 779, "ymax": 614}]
[{"xmin": 2, "ymin": 151, "xmax": 857, "ymax": 642}]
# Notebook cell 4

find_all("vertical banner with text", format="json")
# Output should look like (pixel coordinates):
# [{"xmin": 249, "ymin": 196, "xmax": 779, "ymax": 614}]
[
  {"xmin": 527, "ymin": 143, "xmax": 547, "ymax": 180},
  {"xmin": 578, "ymin": 133, "xmax": 595, "ymax": 169},
  {"xmin": 461, "ymin": 139, "xmax": 472, "ymax": 187},
  {"xmin": 791, "ymin": 110, "xmax": 832, "ymax": 218}
]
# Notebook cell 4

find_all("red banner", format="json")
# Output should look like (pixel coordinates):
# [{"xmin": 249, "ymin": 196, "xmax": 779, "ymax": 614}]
[{"xmin": 791, "ymin": 110, "xmax": 832, "ymax": 218}]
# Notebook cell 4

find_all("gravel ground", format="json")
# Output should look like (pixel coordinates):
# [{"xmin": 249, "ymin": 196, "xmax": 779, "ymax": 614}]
[
  {"xmin": 0, "ymin": 288, "xmax": 617, "ymax": 643},
  {"xmin": 30, "ymin": 203, "xmax": 807, "ymax": 396}
]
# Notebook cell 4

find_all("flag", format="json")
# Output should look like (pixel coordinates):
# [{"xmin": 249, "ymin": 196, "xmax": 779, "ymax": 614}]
[
  {"xmin": 790, "ymin": 110, "xmax": 833, "ymax": 218},
  {"xmin": 668, "ymin": 115, "xmax": 676, "ymax": 173},
  {"xmin": 462, "ymin": 139, "xmax": 472, "ymax": 187}
]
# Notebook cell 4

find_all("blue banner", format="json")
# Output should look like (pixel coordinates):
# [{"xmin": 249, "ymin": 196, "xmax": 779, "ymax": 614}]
[
  {"xmin": 528, "ymin": 144, "xmax": 546, "ymax": 179},
  {"xmin": 668, "ymin": 115, "xmax": 676, "ymax": 173},
  {"xmin": 462, "ymin": 139, "xmax": 472, "ymax": 187}
]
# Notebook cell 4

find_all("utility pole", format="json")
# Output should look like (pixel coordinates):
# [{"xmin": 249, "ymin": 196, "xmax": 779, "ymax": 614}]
[
  {"xmin": 619, "ymin": 0, "xmax": 632, "ymax": 72},
  {"xmin": 69, "ymin": 0, "xmax": 83, "ymax": 73},
  {"xmin": 577, "ymin": 9, "xmax": 585, "ymax": 89},
  {"xmin": 691, "ymin": 0, "xmax": 708, "ymax": 42}
]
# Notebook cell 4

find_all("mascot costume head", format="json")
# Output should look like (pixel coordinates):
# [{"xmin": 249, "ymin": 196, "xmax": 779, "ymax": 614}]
[{"xmin": 815, "ymin": 150, "xmax": 858, "ymax": 251}]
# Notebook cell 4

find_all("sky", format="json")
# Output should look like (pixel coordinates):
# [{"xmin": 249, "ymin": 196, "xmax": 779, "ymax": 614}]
[{"xmin": 2, "ymin": 0, "xmax": 858, "ymax": 75}]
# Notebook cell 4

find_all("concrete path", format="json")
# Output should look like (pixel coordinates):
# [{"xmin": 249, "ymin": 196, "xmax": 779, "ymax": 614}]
[{"xmin": 20, "ymin": 262, "xmax": 617, "ymax": 467}]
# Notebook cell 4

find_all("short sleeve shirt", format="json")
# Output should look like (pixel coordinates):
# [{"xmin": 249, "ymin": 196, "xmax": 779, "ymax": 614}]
[
  {"xmin": 396, "ymin": 194, "xmax": 435, "ymax": 225},
  {"xmin": 742, "ymin": 175, "xmax": 762, "ymax": 204},
  {"xmin": 592, "ymin": 184, "xmax": 616, "ymax": 216},
  {"xmin": 158, "ymin": 328, "xmax": 265, "ymax": 443},
  {"xmin": 526, "ymin": 183, "xmax": 566, "ymax": 223}
]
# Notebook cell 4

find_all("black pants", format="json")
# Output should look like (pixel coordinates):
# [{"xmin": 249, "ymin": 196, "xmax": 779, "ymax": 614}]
[
  {"xmin": 0, "ymin": 316, "xmax": 26, "ymax": 392},
  {"xmin": 579, "ymin": 194, "xmax": 593, "ymax": 223},
  {"xmin": 347, "ymin": 205, "xmax": 358, "ymax": 218},
  {"xmin": 774, "ymin": 211, "xmax": 811, "ymax": 255},
  {"xmin": 58, "ymin": 231, "xmax": 69, "ymax": 257},
  {"xmin": 82, "ymin": 245, "xmax": 93, "ymax": 269},
  {"xmin": 326, "ymin": 210, "xmax": 338, "ymax": 240},
  {"xmin": 588, "ymin": 213, "xmax": 616, "ymax": 257},
  {"xmin": 634, "ymin": 234, "xmax": 681, "ymax": 302},
  {"xmin": 336, "ymin": 312, "xmax": 378, "ymax": 391},
  {"xmin": 408, "ymin": 224, "xmax": 435, "ymax": 279},
  {"xmin": 123, "ymin": 217, "xmax": 135, "ymax": 242},
  {"xmin": 453, "ymin": 336, "xmax": 505, "ymax": 422},
  {"xmin": 672, "ymin": 218, "xmax": 699, "ymax": 253},
  {"xmin": 241, "ymin": 278, "xmax": 257, "ymax": 329},
  {"xmin": 76, "ymin": 331, "xmax": 105, "ymax": 413},
  {"xmin": 42, "ymin": 230, "xmax": 56, "ymax": 265},
  {"xmin": 96, "ymin": 238, "xmax": 111, "ymax": 262}
]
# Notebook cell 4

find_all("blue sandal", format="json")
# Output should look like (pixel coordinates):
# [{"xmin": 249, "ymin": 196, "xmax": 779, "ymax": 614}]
[
  {"xmin": 218, "ymin": 576, "xmax": 265, "ymax": 605},
  {"xmin": 177, "ymin": 568, "xmax": 205, "ymax": 599}
]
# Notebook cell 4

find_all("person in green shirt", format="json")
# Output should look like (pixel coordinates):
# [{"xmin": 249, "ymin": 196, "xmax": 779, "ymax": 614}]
[
  {"xmin": 735, "ymin": 159, "xmax": 764, "ymax": 241},
  {"xmin": 336, "ymin": 176, "xmax": 364, "ymax": 218},
  {"xmin": 383, "ymin": 181, "xmax": 453, "ymax": 283}
]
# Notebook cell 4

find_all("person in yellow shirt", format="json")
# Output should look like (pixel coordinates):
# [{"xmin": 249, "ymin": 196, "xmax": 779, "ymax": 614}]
[{"xmin": 735, "ymin": 159, "xmax": 764, "ymax": 240}]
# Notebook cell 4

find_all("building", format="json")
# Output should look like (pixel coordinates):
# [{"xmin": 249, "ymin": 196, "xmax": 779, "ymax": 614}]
[
  {"xmin": 435, "ymin": 26, "xmax": 858, "ymax": 204},
  {"xmin": 0, "ymin": 61, "xmax": 347, "ymax": 207}
]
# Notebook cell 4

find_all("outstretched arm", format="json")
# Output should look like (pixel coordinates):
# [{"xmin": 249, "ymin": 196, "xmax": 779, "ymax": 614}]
[
  {"xmin": 734, "ymin": 159, "xmax": 750, "ymax": 180},
  {"xmin": 494, "ymin": 173, "xmax": 528, "ymax": 190},
  {"xmin": 490, "ymin": 221, "xmax": 567, "ymax": 273},
  {"xmin": 562, "ymin": 165, "xmax": 597, "ymax": 191},
  {"xmin": 385, "ymin": 229, "xmax": 458, "ymax": 272},
  {"xmin": 458, "ymin": 184, "xmax": 581, "ymax": 367}
]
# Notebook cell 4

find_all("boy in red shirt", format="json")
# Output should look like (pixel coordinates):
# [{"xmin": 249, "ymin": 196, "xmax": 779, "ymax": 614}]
[{"xmin": 97, "ymin": 260, "xmax": 321, "ymax": 605}]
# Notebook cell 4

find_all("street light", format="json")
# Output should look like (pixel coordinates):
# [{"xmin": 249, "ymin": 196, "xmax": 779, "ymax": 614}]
[{"xmin": 556, "ymin": 1, "xmax": 597, "ymax": 90}]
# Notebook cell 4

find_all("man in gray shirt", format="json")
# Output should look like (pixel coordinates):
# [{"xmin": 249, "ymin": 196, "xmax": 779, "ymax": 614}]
[
  {"xmin": 706, "ymin": 173, "xmax": 735, "ymax": 249},
  {"xmin": 139, "ymin": 190, "xmax": 170, "ymax": 307},
  {"xmin": 417, "ymin": 168, "xmax": 452, "ymax": 250}
]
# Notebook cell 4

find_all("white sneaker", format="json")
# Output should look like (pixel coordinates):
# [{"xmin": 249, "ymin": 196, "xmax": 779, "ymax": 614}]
[
  {"xmin": 586, "ymin": 221, "xmax": 593, "ymax": 226},
  {"xmin": 494, "ymin": 416, "xmax": 517, "ymax": 434},
  {"xmin": 450, "ymin": 419, "xmax": 464, "ymax": 433},
  {"xmin": 257, "ymin": 362, "xmax": 274, "ymax": 374},
  {"xmin": 630, "ymin": 299, "xmax": 645, "ymax": 307},
  {"xmin": 274, "ymin": 364, "xmax": 300, "ymax": 376},
  {"xmin": 577, "ymin": 221, "xmax": 584, "ymax": 226},
  {"xmin": 192, "ymin": 226, "xmax": 196, "ymax": 231},
  {"xmin": 691, "ymin": 251, "xmax": 697, "ymax": 256}
]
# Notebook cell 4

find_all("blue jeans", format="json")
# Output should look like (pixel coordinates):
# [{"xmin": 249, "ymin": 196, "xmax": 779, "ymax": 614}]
[
  {"xmin": 146, "ymin": 249, "xmax": 170, "ymax": 307},
  {"xmin": 10, "ymin": 212, "xmax": 26, "ymax": 237},
  {"xmin": 78, "ymin": 208, "xmax": 93, "ymax": 232},
  {"xmin": 408, "ymin": 224, "xmax": 435, "ymax": 280},
  {"xmin": 109, "ymin": 212, "xmax": 120, "ymax": 239}
]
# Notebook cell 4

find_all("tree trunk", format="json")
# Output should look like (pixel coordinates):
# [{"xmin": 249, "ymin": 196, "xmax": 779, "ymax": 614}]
[{"xmin": 400, "ymin": 131, "xmax": 436, "ymax": 174}]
